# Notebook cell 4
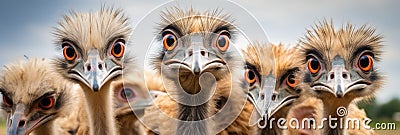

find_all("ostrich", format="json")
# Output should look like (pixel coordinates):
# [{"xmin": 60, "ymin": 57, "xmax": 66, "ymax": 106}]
[
  {"xmin": 53, "ymin": 68, "xmax": 156, "ymax": 135},
  {"xmin": 111, "ymin": 67, "xmax": 153, "ymax": 135},
  {"xmin": 242, "ymin": 43, "xmax": 304, "ymax": 134},
  {"xmin": 298, "ymin": 20, "xmax": 383, "ymax": 135},
  {"xmin": 0, "ymin": 58, "xmax": 75, "ymax": 135},
  {"xmin": 53, "ymin": 7, "xmax": 132, "ymax": 135},
  {"xmin": 142, "ymin": 8, "xmax": 248, "ymax": 134}
]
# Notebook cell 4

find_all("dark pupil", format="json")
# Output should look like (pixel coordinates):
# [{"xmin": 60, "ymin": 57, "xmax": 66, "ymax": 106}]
[
  {"xmin": 66, "ymin": 46, "xmax": 75, "ymax": 57},
  {"xmin": 41, "ymin": 98, "xmax": 51, "ymax": 107},
  {"xmin": 113, "ymin": 43, "xmax": 122, "ymax": 54},
  {"xmin": 359, "ymin": 55, "xmax": 370, "ymax": 68},
  {"xmin": 288, "ymin": 74, "xmax": 296, "ymax": 84},
  {"xmin": 310, "ymin": 59, "xmax": 320, "ymax": 70},
  {"xmin": 122, "ymin": 89, "xmax": 134, "ymax": 99},
  {"xmin": 248, "ymin": 70, "xmax": 255, "ymax": 80},
  {"xmin": 166, "ymin": 35, "xmax": 175, "ymax": 47},
  {"xmin": 3, "ymin": 96, "xmax": 12, "ymax": 105},
  {"xmin": 218, "ymin": 36, "xmax": 226, "ymax": 47}
]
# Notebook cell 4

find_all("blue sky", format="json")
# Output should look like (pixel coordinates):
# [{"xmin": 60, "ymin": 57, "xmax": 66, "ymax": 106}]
[{"xmin": 0, "ymin": 0, "xmax": 399, "ymax": 103}]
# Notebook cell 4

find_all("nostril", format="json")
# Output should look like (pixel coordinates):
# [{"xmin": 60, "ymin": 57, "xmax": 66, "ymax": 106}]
[
  {"xmin": 271, "ymin": 94, "xmax": 276, "ymax": 101},
  {"xmin": 87, "ymin": 65, "xmax": 91, "ymax": 71},
  {"xmin": 330, "ymin": 74, "xmax": 335, "ymax": 79},
  {"xmin": 342, "ymin": 73, "xmax": 348, "ymax": 79},
  {"xmin": 98, "ymin": 64, "xmax": 103, "ymax": 70},
  {"xmin": 188, "ymin": 51, "xmax": 193, "ymax": 56},
  {"xmin": 18, "ymin": 120, "xmax": 25, "ymax": 127},
  {"xmin": 200, "ymin": 51, "xmax": 206, "ymax": 56}
]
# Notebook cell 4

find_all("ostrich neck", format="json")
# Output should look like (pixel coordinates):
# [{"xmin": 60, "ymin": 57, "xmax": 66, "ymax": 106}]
[
  {"xmin": 321, "ymin": 98, "xmax": 352, "ymax": 135},
  {"xmin": 81, "ymin": 83, "xmax": 116, "ymax": 135},
  {"xmin": 175, "ymin": 74, "xmax": 214, "ymax": 135}
]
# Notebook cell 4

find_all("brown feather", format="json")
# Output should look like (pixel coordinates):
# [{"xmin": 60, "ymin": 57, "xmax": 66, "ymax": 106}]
[
  {"xmin": 0, "ymin": 58, "xmax": 76, "ymax": 134},
  {"xmin": 298, "ymin": 20, "xmax": 383, "ymax": 135},
  {"xmin": 242, "ymin": 42, "xmax": 304, "ymax": 134}
]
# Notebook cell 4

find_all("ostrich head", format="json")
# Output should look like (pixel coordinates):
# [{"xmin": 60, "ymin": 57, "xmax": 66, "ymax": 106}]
[
  {"xmin": 53, "ymin": 8, "xmax": 132, "ymax": 92},
  {"xmin": 0, "ymin": 59, "xmax": 73, "ymax": 135},
  {"xmin": 243, "ymin": 43, "xmax": 303, "ymax": 121},
  {"xmin": 299, "ymin": 20, "xmax": 384, "ymax": 104}
]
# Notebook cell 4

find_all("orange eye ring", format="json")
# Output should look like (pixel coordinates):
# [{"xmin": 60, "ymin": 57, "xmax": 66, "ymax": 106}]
[
  {"xmin": 63, "ymin": 45, "xmax": 77, "ymax": 61},
  {"xmin": 358, "ymin": 54, "xmax": 373, "ymax": 72},
  {"xmin": 163, "ymin": 34, "xmax": 177, "ymax": 51},
  {"xmin": 216, "ymin": 34, "xmax": 230, "ymax": 52},
  {"xmin": 2, "ymin": 96, "xmax": 12, "ymax": 107},
  {"xmin": 307, "ymin": 58, "xmax": 321, "ymax": 74},
  {"xmin": 286, "ymin": 73, "xmax": 299, "ymax": 88},
  {"xmin": 39, "ymin": 97, "xmax": 55, "ymax": 110},
  {"xmin": 111, "ymin": 40, "xmax": 125, "ymax": 58},
  {"xmin": 245, "ymin": 69, "xmax": 257, "ymax": 85}
]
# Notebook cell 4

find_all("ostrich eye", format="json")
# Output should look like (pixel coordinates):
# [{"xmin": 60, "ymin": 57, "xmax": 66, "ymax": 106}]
[
  {"xmin": 286, "ymin": 73, "xmax": 299, "ymax": 88},
  {"xmin": 163, "ymin": 34, "xmax": 177, "ymax": 51},
  {"xmin": 62, "ymin": 43, "xmax": 77, "ymax": 61},
  {"xmin": 216, "ymin": 34, "xmax": 230, "ymax": 52},
  {"xmin": 119, "ymin": 88, "xmax": 136, "ymax": 101},
  {"xmin": 111, "ymin": 39, "xmax": 125, "ymax": 58},
  {"xmin": 307, "ymin": 57, "xmax": 321, "ymax": 74},
  {"xmin": 358, "ymin": 54, "xmax": 373, "ymax": 72},
  {"xmin": 2, "ymin": 96, "xmax": 13, "ymax": 107},
  {"xmin": 39, "ymin": 96, "xmax": 55, "ymax": 110},
  {"xmin": 245, "ymin": 69, "xmax": 257, "ymax": 86}
]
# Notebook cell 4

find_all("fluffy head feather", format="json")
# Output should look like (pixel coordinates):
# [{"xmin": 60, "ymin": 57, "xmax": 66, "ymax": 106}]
[
  {"xmin": 53, "ymin": 7, "xmax": 133, "ymax": 85},
  {"xmin": 242, "ymin": 42, "xmax": 274, "ymax": 76},
  {"xmin": 52, "ymin": 7, "xmax": 132, "ymax": 135},
  {"xmin": 144, "ymin": 7, "xmax": 248, "ymax": 134},
  {"xmin": 242, "ymin": 43, "xmax": 304, "ymax": 134},
  {"xmin": 298, "ymin": 20, "xmax": 384, "ymax": 100},
  {"xmin": 0, "ymin": 58, "xmax": 72, "ymax": 113},
  {"xmin": 272, "ymin": 44, "xmax": 303, "ymax": 79},
  {"xmin": 299, "ymin": 20, "xmax": 383, "ymax": 64},
  {"xmin": 242, "ymin": 43, "xmax": 303, "ymax": 79},
  {"xmin": 158, "ymin": 7, "xmax": 235, "ymax": 36},
  {"xmin": 298, "ymin": 20, "xmax": 384, "ymax": 135},
  {"xmin": 0, "ymin": 58, "xmax": 75, "ymax": 134},
  {"xmin": 150, "ymin": 7, "xmax": 241, "ymax": 73},
  {"xmin": 54, "ymin": 7, "xmax": 131, "ymax": 51}
]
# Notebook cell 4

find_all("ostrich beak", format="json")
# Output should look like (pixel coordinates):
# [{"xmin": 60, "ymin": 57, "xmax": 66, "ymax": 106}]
[
  {"xmin": 183, "ymin": 35, "xmax": 225, "ymax": 75},
  {"xmin": 326, "ymin": 56, "xmax": 352, "ymax": 98},
  {"xmin": 7, "ymin": 104, "xmax": 55, "ymax": 135},
  {"xmin": 74, "ymin": 49, "xmax": 122, "ymax": 92},
  {"xmin": 129, "ymin": 98, "xmax": 153, "ymax": 117},
  {"xmin": 248, "ymin": 74, "xmax": 276, "ymax": 119},
  {"xmin": 267, "ymin": 87, "xmax": 299, "ymax": 119}
]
